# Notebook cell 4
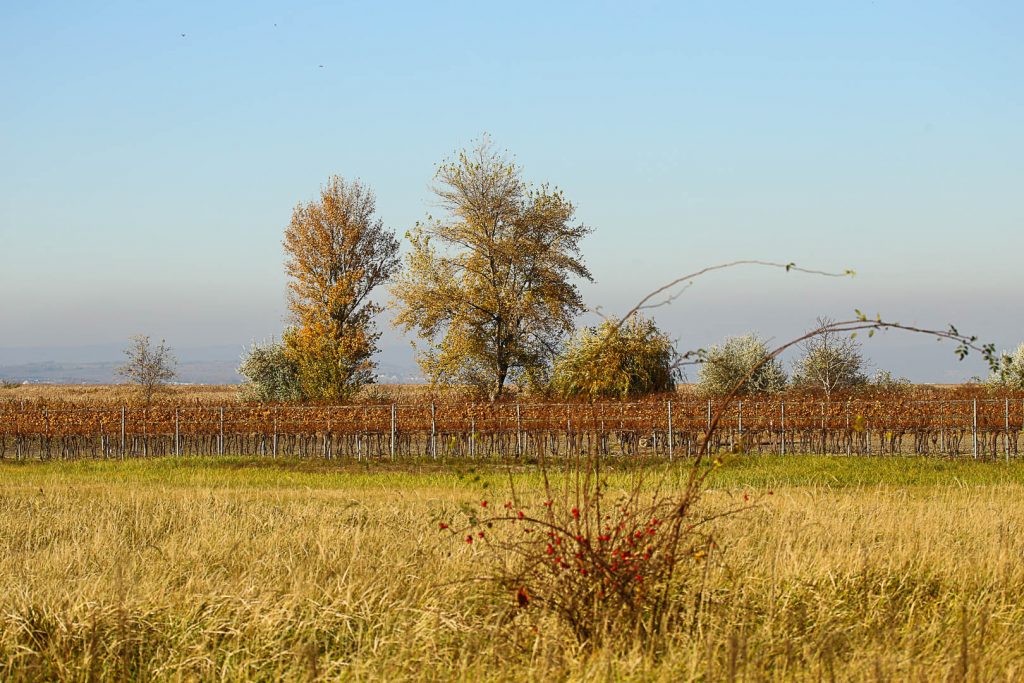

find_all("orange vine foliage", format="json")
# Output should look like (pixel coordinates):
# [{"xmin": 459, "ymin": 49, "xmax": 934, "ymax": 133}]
[{"xmin": 2, "ymin": 387, "xmax": 1022, "ymax": 439}]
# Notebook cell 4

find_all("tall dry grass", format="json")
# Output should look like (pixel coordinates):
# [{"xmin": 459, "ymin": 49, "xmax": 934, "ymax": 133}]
[
  {"xmin": 0, "ymin": 384, "xmax": 240, "ymax": 405},
  {"xmin": 1, "ymin": 460, "xmax": 1023, "ymax": 680},
  {"xmin": 0, "ymin": 383, "xmax": 465, "ymax": 406}
]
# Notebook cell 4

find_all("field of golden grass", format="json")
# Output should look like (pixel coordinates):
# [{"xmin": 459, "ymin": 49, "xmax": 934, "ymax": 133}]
[
  {"xmin": 1, "ymin": 456, "xmax": 1023, "ymax": 680},
  {"xmin": 0, "ymin": 383, "xmax": 475, "ymax": 405},
  {"xmin": 0, "ymin": 382, "xmax": 975, "ymax": 407},
  {"xmin": 0, "ymin": 383, "xmax": 241, "ymax": 405}
]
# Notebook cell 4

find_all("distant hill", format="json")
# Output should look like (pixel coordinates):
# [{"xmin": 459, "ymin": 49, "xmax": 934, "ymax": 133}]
[
  {"xmin": 0, "ymin": 345, "xmax": 423, "ymax": 385},
  {"xmin": 0, "ymin": 360, "xmax": 243, "ymax": 385}
]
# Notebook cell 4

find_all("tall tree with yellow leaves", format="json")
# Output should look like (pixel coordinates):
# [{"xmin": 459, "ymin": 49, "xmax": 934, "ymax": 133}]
[
  {"xmin": 391, "ymin": 139, "xmax": 593, "ymax": 400},
  {"xmin": 283, "ymin": 176, "xmax": 399, "ymax": 401}
]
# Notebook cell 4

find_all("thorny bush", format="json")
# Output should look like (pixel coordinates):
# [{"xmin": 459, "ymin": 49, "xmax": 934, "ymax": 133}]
[
  {"xmin": 439, "ymin": 447, "xmax": 754, "ymax": 646},
  {"xmin": 437, "ymin": 260, "xmax": 1000, "ymax": 648}
]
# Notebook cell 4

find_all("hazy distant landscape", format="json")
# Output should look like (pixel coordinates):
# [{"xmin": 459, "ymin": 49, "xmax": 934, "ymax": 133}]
[
  {"xmin": 0, "ymin": 345, "xmax": 422, "ymax": 384},
  {"xmin": 3, "ymin": 2, "xmax": 1022, "ymax": 680}
]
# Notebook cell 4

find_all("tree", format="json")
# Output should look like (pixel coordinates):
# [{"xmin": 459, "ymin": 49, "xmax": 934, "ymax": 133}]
[
  {"xmin": 238, "ymin": 339, "xmax": 303, "ymax": 403},
  {"xmin": 282, "ymin": 176, "xmax": 400, "ymax": 401},
  {"xmin": 551, "ymin": 315, "xmax": 678, "ymax": 399},
  {"xmin": 116, "ymin": 335, "xmax": 176, "ymax": 403},
  {"xmin": 391, "ymin": 139, "xmax": 593, "ymax": 400},
  {"xmin": 987, "ymin": 342, "xmax": 1024, "ymax": 389},
  {"xmin": 697, "ymin": 334, "xmax": 787, "ymax": 396},
  {"xmin": 790, "ymin": 316, "xmax": 868, "ymax": 398}
]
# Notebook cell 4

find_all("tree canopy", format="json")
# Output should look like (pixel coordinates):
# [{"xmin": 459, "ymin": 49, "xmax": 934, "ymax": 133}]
[
  {"xmin": 281, "ymin": 176, "xmax": 399, "ymax": 401},
  {"xmin": 391, "ymin": 140, "xmax": 593, "ymax": 399},
  {"xmin": 551, "ymin": 315, "xmax": 678, "ymax": 400},
  {"xmin": 790, "ymin": 317, "xmax": 868, "ymax": 398},
  {"xmin": 988, "ymin": 343, "xmax": 1024, "ymax": 389},
  {"xmin": 116, "ymin": 335, "xmax": 177, "ymax": 404},
  {"xmin": 697, "ymin": 334, "xmax": 787, "ymax": 396}
]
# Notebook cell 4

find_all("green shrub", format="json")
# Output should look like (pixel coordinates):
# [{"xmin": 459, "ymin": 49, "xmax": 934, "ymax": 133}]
[
  {"xmin": 987, "ymin": 343, "xmax": 1024, "ymax": 390},
  {"xmin": 550, "ymin": 315, "xmax": 678, "ymax": 399},
  {"xmin": 697, "ymin": 334, "xmax": 787, "ymax": 396},
  {"xmin": 237, "ymin": 340, "xmax": 304, "ymax": 403}
]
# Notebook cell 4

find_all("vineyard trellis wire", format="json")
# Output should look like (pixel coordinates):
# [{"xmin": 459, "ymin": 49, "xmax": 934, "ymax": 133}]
[{"xmin": 1, "ymin": 395, "xmax": 1023, "ymax": 461}]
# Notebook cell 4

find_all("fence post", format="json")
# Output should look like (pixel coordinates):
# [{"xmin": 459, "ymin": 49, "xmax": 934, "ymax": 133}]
[
  {"xmin": 355, "ymin": 410, "xmax": 361, "ymax": 462},
  {"xmin": 174, "ymin": 408, "xmax": 180, "ymax": 457},
  {"xmin": 516, "ymin": 403, "xmax": 522, "ymax": 457},
  {"xmin": 667, "ymin": 400, "xmax": 673, "ymax": 461},
  {"xmin": 1006, "ymin": 398, "xmax": 1011, "ymax": 464},
  {"xmin": 430, "ymin": 402, "xmax": 437, "ymax": 459},
  {"xmin": 390, "ymin": 403, "xmax": 396, "ymax": 460},
  {"xmin": 567, "ymin": 417, "xmax": 572, "ymax": 456},
  {"xmin": 219, "ymin": 406, "xmax": 225, "ymax": 456},
  {"xmin": 325, "ymin": 412, "xmax": 331, "ymax": 459},
  {"xmin": 940, "ymin": 401, "xmax": 945, "ymax": 454},
  {"xmin": 845, "ymin": 400, "xmax": 851, "ymax": 456},
  {"xmin": 972, "ymin": 398, "xmax": 978, "ymax": 460},
  {"xmin": 820, "ymin": 401, "xmax": 826, "ymax": 455},
  {"xmin": 781, "ymin": 401, "xmax": 786, "ymax": 456},
  {"xmin": 120, "ymin": 406, "xmax": 126, "ymax": 460}
]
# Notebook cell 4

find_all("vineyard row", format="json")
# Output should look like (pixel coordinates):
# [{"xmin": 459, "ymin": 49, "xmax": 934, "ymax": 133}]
[{"xmin": 1, "ymin": 398, "xmax": 1022, "ymax": 461}]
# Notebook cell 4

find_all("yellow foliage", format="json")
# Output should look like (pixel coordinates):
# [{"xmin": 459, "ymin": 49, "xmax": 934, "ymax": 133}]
[
  {"xmin": 391, "ymin": 139, "xmax": 592, "ymax": 400},
  {"xmin": 282, "ymin": 177, "xmax": 399, "ymax": 401},
  {"xmin": 550, "ymin": 315, "xmax": 677, "ymax": 400}
]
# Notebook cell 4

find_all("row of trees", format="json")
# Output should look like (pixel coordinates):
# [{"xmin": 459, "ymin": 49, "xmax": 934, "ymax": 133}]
[
  {"xmin": 698, "ymin": 329, "xmax": 1024, "ymax": 397},
  {"xmin": 695, "ymin": 325, "xmax": 904, "ymax": 398},
  {"xmin": 236, "ymin": 137, "xmax": 1024, "ymax": 403},
  {"xmin": 241, "ymin": 138, "xmax": 605, "ymax": 402},
  {"xmin": 107, "ymin": 323, "xmax": 1023, "ymax": 403}
]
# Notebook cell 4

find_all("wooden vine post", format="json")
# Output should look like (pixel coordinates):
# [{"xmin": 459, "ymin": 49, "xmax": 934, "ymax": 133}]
[
  {"xmin": 667, "ymin": 400, "xmax": 673, "ymax": 461},
  {"xmin": 390, "ymin": 403, "xmax": 396, "ymax": 460}
]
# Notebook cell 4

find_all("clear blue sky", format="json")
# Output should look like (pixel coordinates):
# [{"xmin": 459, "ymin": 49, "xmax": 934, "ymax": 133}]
[{"xmin": 1, "ymin": 1, "xmax": 1021, "ymax": 381}]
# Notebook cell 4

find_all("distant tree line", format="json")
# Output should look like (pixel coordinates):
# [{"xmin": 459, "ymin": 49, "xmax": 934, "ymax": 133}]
[
  {"xmin": 226, "ymin": 136, "xmax": 1020, "ymax": 404},
  {"xmin": 693, "ymin": 325, "xmax": 907, "ymax": 398}
]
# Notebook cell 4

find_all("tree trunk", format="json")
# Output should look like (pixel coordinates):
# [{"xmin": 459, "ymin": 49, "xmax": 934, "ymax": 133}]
[{"xmin": 491, "ymin": 365, "xmax": 509, "ymax": 401}]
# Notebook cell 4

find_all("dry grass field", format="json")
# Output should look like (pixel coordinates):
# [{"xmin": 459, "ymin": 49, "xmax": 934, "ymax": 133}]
[
  {"xmin": 0, "ymin": 383, "xmax": 241, "ymax": 405},
  {"xmin": 0, "ymin": 381, "xmax": 969, "ymax": 406},
  {"xmin": 0, "ymin": 383, "xmax": 479, "ymax": 406},
  {"xmin": 2, "ymin": 456, "xmax": 1023, "ymax": 680}
]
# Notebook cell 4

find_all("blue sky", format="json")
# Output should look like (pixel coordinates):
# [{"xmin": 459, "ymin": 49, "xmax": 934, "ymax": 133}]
[{"xmin": 1, "ymin": 1, "xmax": 1021, "ymax": 381}]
